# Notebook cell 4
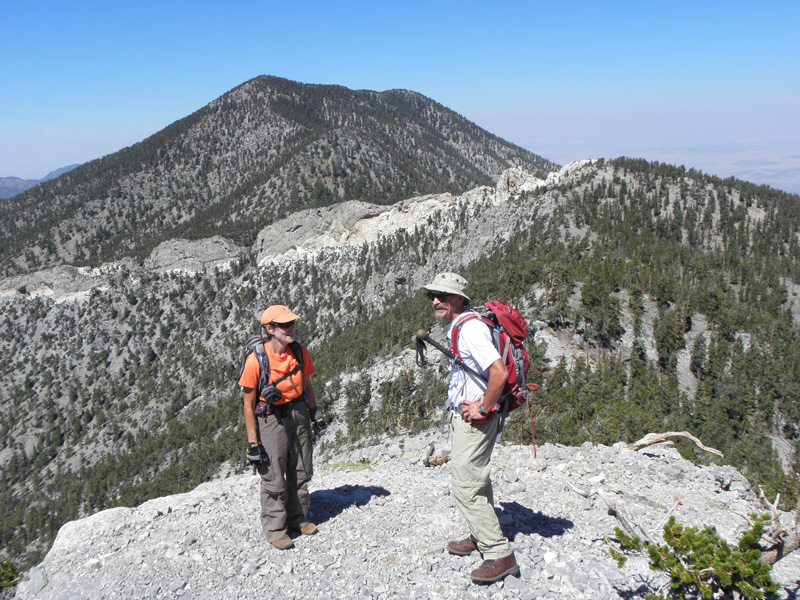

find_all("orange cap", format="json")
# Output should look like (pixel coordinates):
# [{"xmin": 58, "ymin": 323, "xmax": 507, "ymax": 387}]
[{"xmin": 260, "ymin": 305, "xmax": 300, "ymax": 325}]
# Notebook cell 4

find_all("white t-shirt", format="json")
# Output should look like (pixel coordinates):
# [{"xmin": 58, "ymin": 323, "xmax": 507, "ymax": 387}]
[{"xmin": 445, "ymin": 312, "xmax": 501, "ymax": 409}]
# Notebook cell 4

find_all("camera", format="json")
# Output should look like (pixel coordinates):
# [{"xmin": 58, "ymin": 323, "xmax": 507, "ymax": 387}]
[{"xmin": 261, "ymin": 384, "xmax": 282, "ymax": 405}]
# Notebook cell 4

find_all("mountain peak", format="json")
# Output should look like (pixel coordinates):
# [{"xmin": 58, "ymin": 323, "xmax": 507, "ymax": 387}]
[{"xmin": 0, "ymin": 77, "xmax": 555, "ymax": 276}]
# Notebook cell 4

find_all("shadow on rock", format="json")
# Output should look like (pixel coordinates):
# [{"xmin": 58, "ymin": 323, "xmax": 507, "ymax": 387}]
[
  {"xmin": 783, "ymin": 581, "xmax": 799, "ymax": 600},
  {"xmin": 497, "ymin": 501, "xmax": 573, "ymax": 539},
  {"xmin": 309, "ymin": 484, "xmax": 390, "ymax": 525},
  {"xmin": 613, "ymin": 574, "xmax": 667, "ymax": 600}
]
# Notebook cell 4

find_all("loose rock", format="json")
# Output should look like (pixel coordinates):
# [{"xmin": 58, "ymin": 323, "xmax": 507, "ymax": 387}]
[{"xmin": 14, "ymin": 433, "xmax": 800, "ymax": 600}]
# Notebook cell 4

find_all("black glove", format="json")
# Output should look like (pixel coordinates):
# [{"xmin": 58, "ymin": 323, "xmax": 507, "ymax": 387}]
[
  {"xmin": 245, "ymin": 442, "xmax": 267, "ymax": 465},
  {"xmin": 310, "ymin": 408, "xmax": 327, "ymax": 440}
]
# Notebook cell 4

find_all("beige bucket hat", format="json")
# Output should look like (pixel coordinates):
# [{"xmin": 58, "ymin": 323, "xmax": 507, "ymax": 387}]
[{"xmin": 422, "ymin": 272, "xmax": 470, "ymax": 302}]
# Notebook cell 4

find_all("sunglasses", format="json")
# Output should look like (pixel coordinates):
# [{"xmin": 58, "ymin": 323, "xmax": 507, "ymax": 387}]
[
  {"xmin": 427, "ymin": 291, "xmax": 452, "ymax": 302},
  {"xmin": 270, "ymin": 320, "xmax": 297, "ymax": 329}
]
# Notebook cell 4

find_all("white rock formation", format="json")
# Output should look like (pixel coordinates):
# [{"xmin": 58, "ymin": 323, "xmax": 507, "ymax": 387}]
[{"xmin": 143, "ymin": 236, "xmax": 245, "ymax": 274}]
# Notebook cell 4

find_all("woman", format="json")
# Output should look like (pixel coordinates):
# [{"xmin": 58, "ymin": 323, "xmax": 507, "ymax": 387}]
[{"xmin": 239, "ymin": 304, "xmax": 319, "ymax": 549}]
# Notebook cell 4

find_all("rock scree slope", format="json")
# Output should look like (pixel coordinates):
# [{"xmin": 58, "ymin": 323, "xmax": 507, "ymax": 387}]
[{"xmin": 14, "ymin": 433, "xmax": 800, "ymax": 600}]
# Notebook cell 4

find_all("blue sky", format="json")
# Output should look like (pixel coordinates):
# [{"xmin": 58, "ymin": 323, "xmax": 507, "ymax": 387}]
[{"xmin": 2, "ymin": 1, "xmax": 799, "ymax": 193}]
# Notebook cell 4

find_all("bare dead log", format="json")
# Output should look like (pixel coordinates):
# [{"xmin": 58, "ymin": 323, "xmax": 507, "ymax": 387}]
[
  {"xmin": 569, "ymin": 483, "xmax": 655, "ymax": 544},
  {"xmin": 759, "ymin": 529, "xmax": 800, "ymax": 565},
  {"xmin": 571, "ymin": 468, "xmax": 800, "ymax": 566},
  {"xmin": 422, "ymin": 443, "xmax": 450, "ymax": 467},
  {"xmin": 756, "ymin": 478, "xmax": 800, "ymax": 565},
  {"xmin": 428, "ymin": 454, "xmax": 449, "ymax": 467},
  {"xmin": 629, "ymin": 431, "xmax": 723, "ymax": 457}
]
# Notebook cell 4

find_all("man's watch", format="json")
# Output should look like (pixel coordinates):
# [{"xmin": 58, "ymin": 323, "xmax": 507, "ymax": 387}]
[{"xmin": 478, "ymin": 404, "xmax": 488, "ymax": 417}]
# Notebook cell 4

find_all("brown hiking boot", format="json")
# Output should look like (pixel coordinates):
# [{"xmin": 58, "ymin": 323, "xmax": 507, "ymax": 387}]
[
  {"xmin": 299, "ymin": 522, "xmax": 318, "ymax": 535},
  {"xmin": 470, "ymin": 552, "xmax": 519, "ymax": 582},
  {"xmin": 270, "ymin": 536, "xmax": 294, "ymax": 550},
  {"xmin": 446, "ymin": 537, "xmax": 478, "ymax": 556}
]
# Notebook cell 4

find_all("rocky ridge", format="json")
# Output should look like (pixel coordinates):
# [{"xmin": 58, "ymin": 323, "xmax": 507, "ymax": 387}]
[
  {"xmin": 252, "ymin": 163, "xmax": 572, "ymax": 265},
  {"xmin": 0, "ymin": 163, "xmax": 571, "ymax": 303},
  {"xmin": 13, "ymin": 434, "xmax": 800, "ymax": 600},
  {"xmin": 0, "ymin": 236, "xmax": 245, "ymax": 301},
  {"xmin": 142, "ymin": 237, "xmax": 246, "ymax": 275}
]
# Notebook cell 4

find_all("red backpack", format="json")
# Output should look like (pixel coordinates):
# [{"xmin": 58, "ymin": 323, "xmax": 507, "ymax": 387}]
[{"xmin": 449, "ymin": 301, "xmax": 530, "ymax": 417}]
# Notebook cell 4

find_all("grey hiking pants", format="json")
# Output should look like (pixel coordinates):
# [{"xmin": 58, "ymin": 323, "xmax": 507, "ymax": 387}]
[
  {"xmin": 449, "ymin": 412, "xmax": 513, "ymax": 560},
  {"xmin": 255, "ymin": 398, "xmax": 314, "ymax": 543}
]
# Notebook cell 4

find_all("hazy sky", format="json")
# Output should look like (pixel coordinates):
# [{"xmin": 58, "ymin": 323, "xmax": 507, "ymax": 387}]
[{"xmin": 2, "ymin": 1, "xmax": 799, "ymax": 193}]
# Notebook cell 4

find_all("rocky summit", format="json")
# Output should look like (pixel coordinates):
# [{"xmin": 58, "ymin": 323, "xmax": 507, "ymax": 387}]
[{"xmin": 13, "ymin": 434, "xmax": 800, "ymax": 600}]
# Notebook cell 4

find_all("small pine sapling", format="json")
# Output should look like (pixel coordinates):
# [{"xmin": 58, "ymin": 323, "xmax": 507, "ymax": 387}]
[
  {"xmin": 609, "ymin": 515, "xmax": 779, "ymax": 600},
  {"xmin": 0, "ymin": 557, "xmax": 19, "ymax": 588}
]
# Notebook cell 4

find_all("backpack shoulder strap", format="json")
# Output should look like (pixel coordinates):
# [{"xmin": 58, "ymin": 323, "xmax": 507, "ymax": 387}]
[
  {"xmin": 267, "ymin": 341, "xmax": 305, "ymax": 388},
  {"xmin": 449, "ymin": 311, "xmax": 480, "ymax": 360},
  {"xmin": 288, "ymin": 341, "xmax": 304, "ymax": 369},
  {"xmin": 449, "ymin": 311, "xmax": 492, "ymax": 392},
  {"xmin": 253, "ymin": 339, "xmax": 271, "ymax": 395},
  {"xmin": 452, "ymin": 311, "xmax": 511, "ymax": 367},
  {"xmin": 235, "ymin": 336, "xmax": 272, "ymax": 395}
]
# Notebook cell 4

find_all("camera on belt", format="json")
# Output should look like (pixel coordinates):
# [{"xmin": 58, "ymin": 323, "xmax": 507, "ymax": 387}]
[{"xmin": 254, "ymin": 384, "xmax": 282, "ymax": 415}]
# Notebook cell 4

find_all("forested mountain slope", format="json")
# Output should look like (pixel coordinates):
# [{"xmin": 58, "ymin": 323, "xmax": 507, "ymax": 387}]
[
  {"xmin": 0, "ymin": 76, "xmax": 554, "ymax": 275},
  {"xmin": 2, "ymin": 158, "xmax": 799, "ymax": 572}
]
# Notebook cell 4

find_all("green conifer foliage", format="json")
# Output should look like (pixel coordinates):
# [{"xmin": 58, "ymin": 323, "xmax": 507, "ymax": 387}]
[
  {"xmin": 610, "ymin": 515, "xmax": 779, "ymax": 600},
  {"xmin": 0, "ymin": 557, "xmax": 18, "ymax": 587}
]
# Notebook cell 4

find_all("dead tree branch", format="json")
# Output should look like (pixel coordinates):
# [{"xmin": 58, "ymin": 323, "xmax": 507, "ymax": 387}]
[
  {"xmin": 569, "ymin": 483, "xmax": 655, "ymax": 544},
  {"xmin": 422, "ymin": 442, "xmax": 449, "ymax": 467},
  {"xmin": 571, "ymin": 471, "xmax": 800, "ymax": 566},
  {"xmin": 629, "ymin": 431, "xmax": 723, "ymax": 457},
  {"xmin": 756, "ymin": 477, "xmax": 800, "ymax": 565}
]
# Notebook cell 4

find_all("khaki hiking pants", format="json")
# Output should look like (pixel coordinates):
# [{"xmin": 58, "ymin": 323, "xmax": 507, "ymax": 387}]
[
  {"xmin": 255, "ymin": 399, "xmax": 314, "ymax": 543},
  {"xmin": 449, "ymin": 413, "xmax": 513, "ymax": 560}
]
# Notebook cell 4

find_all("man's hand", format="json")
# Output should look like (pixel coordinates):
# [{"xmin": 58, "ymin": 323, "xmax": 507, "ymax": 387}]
[
  {"xmin": 459, "ymin": 359, "xmax": 506, "ymax": 423},
  {"xmin": 459, "ymin": 398, "xmax": 493, "ymax": 423},
  {"xmin": 246, "ymin": 442, "xmax": 267, "ymax": 465}
]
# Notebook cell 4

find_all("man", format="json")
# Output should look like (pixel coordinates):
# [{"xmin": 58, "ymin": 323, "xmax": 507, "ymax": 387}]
[
  {"xmin": 239, "ymin": 305, "xmax": 320, "ymax": 550},
  {"xmin": 423, "ymin": 272, "xmax": 519, "ymax": 582}
]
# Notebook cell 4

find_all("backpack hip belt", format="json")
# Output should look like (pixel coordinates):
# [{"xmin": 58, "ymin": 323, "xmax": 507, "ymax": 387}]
[{"xmin": 254, "ymin": 393, "xmax": 305, "ymax": 417}]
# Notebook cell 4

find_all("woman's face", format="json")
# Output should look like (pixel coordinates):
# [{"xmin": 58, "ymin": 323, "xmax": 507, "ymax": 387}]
[{"xmin": 267, "ymin": 320, "xmax": 297, "ymax": 345}]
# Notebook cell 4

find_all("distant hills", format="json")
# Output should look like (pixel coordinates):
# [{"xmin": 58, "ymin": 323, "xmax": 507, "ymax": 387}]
[{"xmin": 0, "ymin": 165, "xmax": 81, "ymax": 200}]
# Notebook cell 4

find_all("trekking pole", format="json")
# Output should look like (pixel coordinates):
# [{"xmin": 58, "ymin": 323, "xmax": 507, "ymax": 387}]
[
  {"xmin": 527, "ymin": 397, "xmax": 536, "ymax": 458},
  {"xmin": 526, "ymin": 385, "xmax": 541, "ymax": 457},
  {"xmin": 415, "ymin": 329, "xmax": 487, "ymax": 387},
  {"xmin": 417, "ymin": 328, "xmax": 491, "ymax": 434}
]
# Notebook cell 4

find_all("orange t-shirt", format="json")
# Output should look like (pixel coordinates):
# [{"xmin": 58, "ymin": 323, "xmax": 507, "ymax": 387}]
[{"xmin": 238, "ymin": 343, "xmax": 315, "ymax": 405}]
